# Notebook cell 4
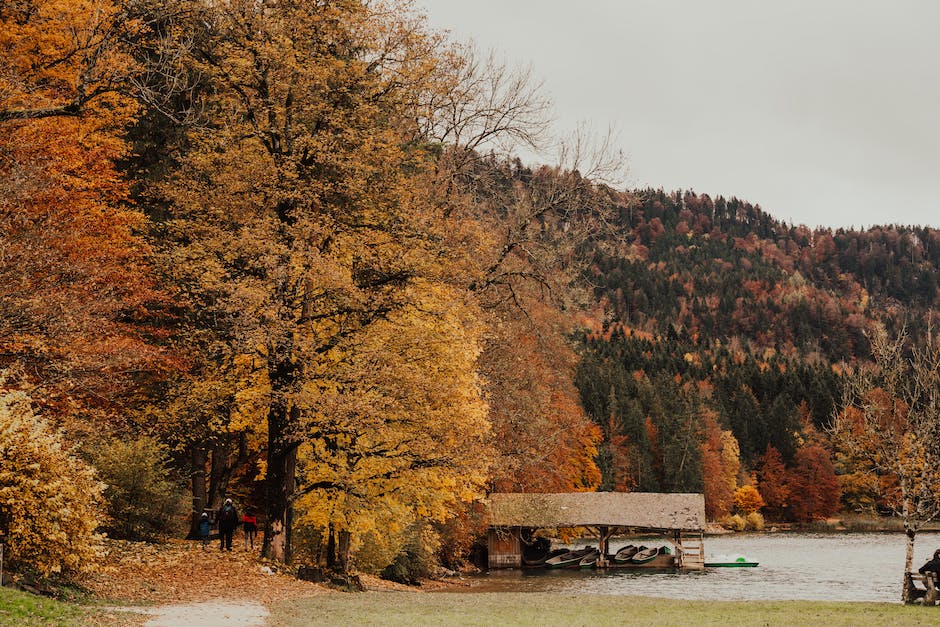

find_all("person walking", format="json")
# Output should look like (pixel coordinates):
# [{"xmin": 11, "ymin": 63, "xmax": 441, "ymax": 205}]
[
  {"xmin": 241, "ymin": 511, "xmax": 258, "ymax": 550},
  {"xmin": 198, "ymin": 512, "xmax": 212, "ymax": 550},
  {"xmin": 217, "ymin": 498, "xmax": 238, "ymax": 551}
]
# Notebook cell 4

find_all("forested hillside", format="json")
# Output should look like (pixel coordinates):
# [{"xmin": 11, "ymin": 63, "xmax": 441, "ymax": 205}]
[{"xmin": 576, "ymin": 188, "xmax": 940, "ymax": 520}]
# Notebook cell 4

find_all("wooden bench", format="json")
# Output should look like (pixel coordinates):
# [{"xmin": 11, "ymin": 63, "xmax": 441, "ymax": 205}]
[{"xmin": 905, "ymin": 571, "xmax": 939, "ymax": 605}]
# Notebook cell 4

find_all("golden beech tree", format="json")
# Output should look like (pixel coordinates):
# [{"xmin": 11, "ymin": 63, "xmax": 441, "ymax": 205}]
[
  {"xmin": 151, "ymin": 0, "xmax": 506, "ymax": 564},
  {"xmin": 733, "ymin": 485, "xmax": 765, "ymax": 515},
  {"xmin": 293, "ymin": 281, "xmax": 490, "ymax": 571},
  {"xmin": 832, "ymin": 324, "xmax": 940, "ymax": 601}
]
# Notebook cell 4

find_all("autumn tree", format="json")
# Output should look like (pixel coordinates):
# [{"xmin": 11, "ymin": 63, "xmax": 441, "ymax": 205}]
[
  {"xmin": 786, "ymin": 445, "xmax": 840, "ymax": 522},
  {"xmin": 757, "ymin": 445, "xmax": 790, "ymax": 520},
  {"xmin": 146, "ymin": 0, "xmax": 513, "ymax": 565},
  {"xmin": 0, "ymin": 0, "xmax": 133, "ymax": 121},
  {"xmin": 0, "ymin": 0, "xmax": 172, "ymax": 429},
  {"xmin": 733, "ymin": 484, "xmax": 765, "ymax": 515},
  {"xmin": 292, "ymin": 281, "xmax": 490, "ymax": 572},
  {"xmin": 482, "ymin": 299, "xmax": 602, "ymax": 494},
  {"xmin": 831, "ymin": 324, "xmax": 940, "ymax": 601},
  {"xmin": 701, "ymin": 409, "xmax": 738, "ymax": 519}
]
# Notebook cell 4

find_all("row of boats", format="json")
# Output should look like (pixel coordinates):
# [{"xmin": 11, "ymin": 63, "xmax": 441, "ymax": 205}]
[{"xmin": 525, "ymin": 544, "xmax": 670, "ymax": 569}]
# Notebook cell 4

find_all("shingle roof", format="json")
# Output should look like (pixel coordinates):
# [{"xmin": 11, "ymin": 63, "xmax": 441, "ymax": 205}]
[{"xmin": 487, "ymin": 492, "xmax": 705, "ymax": 531}]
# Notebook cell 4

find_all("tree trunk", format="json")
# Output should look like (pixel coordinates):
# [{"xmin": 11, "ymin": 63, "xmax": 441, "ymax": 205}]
[
  {"xmin": 186, "ymin": 446, "xmax": 208, "ymax": 540},
  {"xmin": 902, "ymin": 484, "xmax": 916, "ymax": 603},
  {"xmin": 207, "ymin": 439, "xmax": 232, "ymax": 510},
  {"xmin": 327, "ymin": 523, "xmax": 337, "ymax": 570},
  {"xmin": 903, "ymin": 524, "xmax": 916, "ymax": 603},
  {"xmin": 337, "ymin": 529, "xmax": 352, "ymax": 574},
  {"xmin": 261, "ymin": 403, "xmax": 299, "ymax": 564}
]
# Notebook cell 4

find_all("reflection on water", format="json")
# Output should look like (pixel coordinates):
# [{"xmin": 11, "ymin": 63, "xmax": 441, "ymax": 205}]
[{"xmin": 453, "ymin": 532, "xmax": 940, "ymax": 603}]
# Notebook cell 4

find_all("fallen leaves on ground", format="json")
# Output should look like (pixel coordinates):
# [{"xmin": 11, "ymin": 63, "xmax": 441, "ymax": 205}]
[{"xmin": 84, "ymin": 537, "xmax": 331, "ymax": 605}]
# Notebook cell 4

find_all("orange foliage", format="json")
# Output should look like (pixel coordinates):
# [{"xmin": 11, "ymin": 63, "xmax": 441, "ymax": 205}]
[
  {"xmin": 788, "ymin": 445, "xmax": 841, "ymax": 522},
  {"xmin": 0, "ymin": 51, "xmax": 170, "ymax": 423},
  {"xmin": 733, "ymin": 485, "xmax": 765, "ymax": 514},
  {"xmin": 757, "ymin": 445, "xmax": 790, "ymax": 519},
  {"xmin": 700, "ymin": 410, "xmax": 737, "ymax": 519}
]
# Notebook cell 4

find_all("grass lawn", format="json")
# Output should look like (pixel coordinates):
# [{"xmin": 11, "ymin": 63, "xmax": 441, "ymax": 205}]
[
  {"xmin": 271, "ymin": 592, "xmax": 940, "ymax": 626},
  {"xmin": 0, "ymin": 586, "xmax": 141, "ymax": 626}
]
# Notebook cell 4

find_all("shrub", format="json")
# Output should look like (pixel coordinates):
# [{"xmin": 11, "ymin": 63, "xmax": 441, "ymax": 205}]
[
  {"xmin": 0, "ymin": 383, "xmax": 104, "ymax": 580},
  {"xmin": 745, "ymin": 512, "xmax": 765, "ymax": 531},
  {"xmin": 88, "ymin": 436, "xmax": 186, "ymax": 540},
  {"xmin": 721, "ymin": 514, "xmax": 747, "ymax": 532},
  {"xmin": 380, "ymin": 523, "xmax": 440, "ymax": 585}
]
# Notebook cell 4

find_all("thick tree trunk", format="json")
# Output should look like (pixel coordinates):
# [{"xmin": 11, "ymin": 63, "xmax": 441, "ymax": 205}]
[
  {"xmin": 337, "ymin": 529, "xmax": 352, "ymax": 574},
  {"xmin": 186, "ymin": 446, "xmax": 208, "ymax": 540},
  {"xmin": 206, "ymin": 433, "xmax": 250, "ymax": 511},
  {"xmin": 261, "ymin": 403, "xmax": 299, "ymax": 564},
  {"xmin": 207, "ymin": 440, "xmax": 232, "ymax": 510},
  {"xmin": 326, "ymin": 523, "xmax": 337, "ymax": 570}
]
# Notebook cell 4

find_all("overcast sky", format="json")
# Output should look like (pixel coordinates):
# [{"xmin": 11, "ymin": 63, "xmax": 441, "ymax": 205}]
[{"xmin": 417, "ymin": 0, "xmax": 940, "ymax": 229}]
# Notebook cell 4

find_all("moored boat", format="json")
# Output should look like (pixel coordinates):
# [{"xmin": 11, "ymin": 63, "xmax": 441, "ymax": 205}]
[
  {"xmin": 578, "ymin": 549, "xmax": 600, "ymax": 569},
  {"xmin": 545, "ymin": 546, "xmax": 596, "ymax": 568},
  {"xmin": 613, "ymin": 544, "xmax": 641, "ymax": 563},
  {"xmin": 523, "ymin": 547, "xmax": 570, "ymax": 568},
  {"xmin": 705, "ymin": 554, "xmax": 758, "ymax": 567},
  {"xmin": 629, "ymin": 546, "xmax": 660, "ymax": 564}
]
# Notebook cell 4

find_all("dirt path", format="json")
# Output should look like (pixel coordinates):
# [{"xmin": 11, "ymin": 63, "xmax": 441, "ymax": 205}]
[{"xmin": 138, "ymin": 600, "xmax": 269, "ymax": 626}]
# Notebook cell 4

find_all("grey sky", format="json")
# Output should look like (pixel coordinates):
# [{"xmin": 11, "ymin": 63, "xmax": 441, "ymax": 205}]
[{"xmin": 416, "ymin": 0, "xmax": 940, "ymax": 229}]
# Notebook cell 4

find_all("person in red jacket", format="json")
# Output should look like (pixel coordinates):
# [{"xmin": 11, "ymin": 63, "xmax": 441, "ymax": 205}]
[{"xmin": 241, "ymin": 511, "xmax": 258, "ymax": 550}]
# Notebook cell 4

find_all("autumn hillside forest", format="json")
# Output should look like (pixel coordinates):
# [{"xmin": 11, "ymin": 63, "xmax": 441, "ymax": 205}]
[{"xmin": 2, "ymin": 0, "xmax": 940, "ymax": 584}]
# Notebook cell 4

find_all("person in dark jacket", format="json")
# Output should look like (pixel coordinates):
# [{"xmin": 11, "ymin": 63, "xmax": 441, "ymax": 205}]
[
  {"xmin": 198, "ymin": 512, "xmax": 212, "ymax": 550},
  {"xmin": 919, "ymin": 549, "xmax": 940, "ymax": 578},
  {"xmin": 217, "ymin": 498, "xmax": 238, "ymax": 551}
]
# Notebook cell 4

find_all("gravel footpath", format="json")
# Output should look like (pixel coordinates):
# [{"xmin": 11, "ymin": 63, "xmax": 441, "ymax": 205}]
[{"xmin": 135, "ymin": 600, "xmax": 270, "ymax": 626}]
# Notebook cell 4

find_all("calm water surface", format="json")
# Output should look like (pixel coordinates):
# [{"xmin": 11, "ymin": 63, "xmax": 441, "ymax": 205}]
[{"xmin": 456, "ymin": 532, "xmax": 940, "ymax": 603}]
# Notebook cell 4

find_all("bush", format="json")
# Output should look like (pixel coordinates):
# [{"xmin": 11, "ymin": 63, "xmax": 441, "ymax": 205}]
[
  {"xmin": 721, "ymin": 514, "xmax": 747, "ymax": 531},
  {"xmin": 380, "ymin": 523, "xmax": 440, "ymax": 585},
  {"xmin": 0, "ymin": 383, "xmax": 104, "ymax": 580},
  {"xmin": 745, "ymin": 512, "xmax": 765, "ymax": 531},
  {"xmin": 88, "ymin": 435, "xmax": 186, "ymax": 540}
]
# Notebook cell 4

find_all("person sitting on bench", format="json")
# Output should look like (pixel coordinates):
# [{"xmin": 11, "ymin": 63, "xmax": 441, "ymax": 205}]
[{"xmin": 919, "ymin": 549, "xmax": 940, "ymax": 579}]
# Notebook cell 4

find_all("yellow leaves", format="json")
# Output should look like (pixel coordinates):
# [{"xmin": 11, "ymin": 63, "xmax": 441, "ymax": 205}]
[
  {"xmin": 294, "ymin": 279, "xmax": 490, "ymax": 540},
  {"xmin": 733, "ymin": 485, "xmax": 765, "ymax": 515},
  {"xmin": 1, "ymin": 0, "xmax": 136, "ymax": 123},
  {"xmin": 0, "ymin": 378, "xmax": 105, "ymax": 580}
]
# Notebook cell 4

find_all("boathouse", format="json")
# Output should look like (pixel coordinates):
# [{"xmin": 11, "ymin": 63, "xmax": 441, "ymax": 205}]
[{"xmin": 486, "ymin": 492, "xmax": 706, "ymax": 570}]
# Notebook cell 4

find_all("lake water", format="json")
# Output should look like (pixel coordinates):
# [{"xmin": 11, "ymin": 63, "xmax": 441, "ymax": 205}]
[{"xmin": 457, "ymin": 532, "xmax": 940, "ymax": 603}]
